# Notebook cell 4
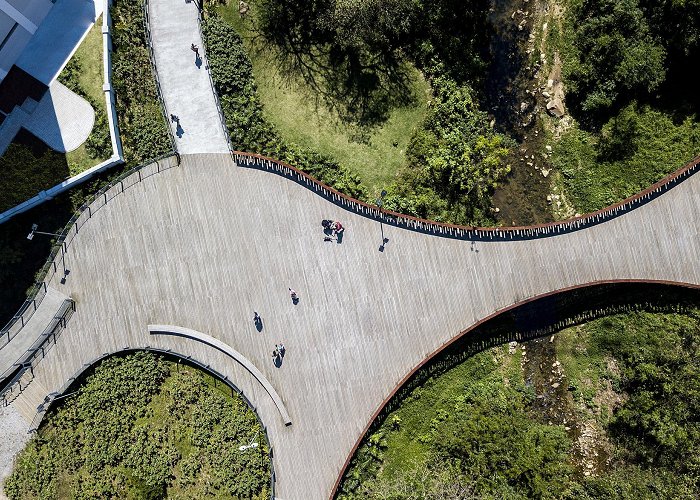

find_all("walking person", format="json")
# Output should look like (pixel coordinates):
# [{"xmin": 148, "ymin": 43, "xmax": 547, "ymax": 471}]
[
  {"xmin": 277, "ymin": 343, "xmax": 285, "ymax": 356},
  {"xmin": 190, "ymin": 43, "xmax": 199, "ymax": 58},
  {"xmin": 289, "ymin": 288, "xmax": 298, "ymax": 303},
  {"xmin": 170, "ymin": 113, "xmax": 179, "ymax": 123}
]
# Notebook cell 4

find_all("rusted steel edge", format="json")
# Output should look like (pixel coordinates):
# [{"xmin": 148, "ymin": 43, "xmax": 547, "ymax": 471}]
[
  {"xmin": 233, "ymin": 151, "xmax": 700, "ymax": 237},
  {"xmin": 328, "ymin": 278, "xmax": 700, "ymax": 499}
]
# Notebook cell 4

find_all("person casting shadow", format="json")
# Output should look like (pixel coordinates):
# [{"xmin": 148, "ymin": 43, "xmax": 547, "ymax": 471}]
[{"xmin": 253, "ymin": 311, "xmax": 263, "ymax": 332}]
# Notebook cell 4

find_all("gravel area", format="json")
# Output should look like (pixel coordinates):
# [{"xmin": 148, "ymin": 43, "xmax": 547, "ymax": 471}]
[{"xmin": 0, "ymin": 404, "xmax": 31, "ymax": 499}]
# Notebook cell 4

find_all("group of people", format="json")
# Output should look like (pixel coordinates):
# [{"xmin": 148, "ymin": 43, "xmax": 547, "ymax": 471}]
[
  {"xmin": 322, "ymin": 220, "xmax": 345, "ymax": 242},
  {"xmin": 272, "ymin": 343, "xmax": 286, "ymax": 361},
  {"xmin": 254, "ymin": 287, "xmax": 301, "ymax": 365}
]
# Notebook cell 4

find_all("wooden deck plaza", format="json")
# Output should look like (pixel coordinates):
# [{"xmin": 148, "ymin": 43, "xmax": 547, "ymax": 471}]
[{"xmin": 9, "ymin": 153, "xmax": 700, "ymax": 499}]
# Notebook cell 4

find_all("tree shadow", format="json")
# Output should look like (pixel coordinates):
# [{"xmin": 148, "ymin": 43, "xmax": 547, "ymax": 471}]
[{"xmin": 252, "ymin": 26, "xmax": 416, "ymax": 131}]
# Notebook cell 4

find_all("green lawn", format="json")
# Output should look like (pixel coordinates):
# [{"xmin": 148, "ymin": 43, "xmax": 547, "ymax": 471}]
[
  {"xmin": 62, "ymin": 15, "xmax": 110, "ymax": 175},
  {"xmin": 215, "ymin": 2, "xmax": 429, "ymax": 196}
]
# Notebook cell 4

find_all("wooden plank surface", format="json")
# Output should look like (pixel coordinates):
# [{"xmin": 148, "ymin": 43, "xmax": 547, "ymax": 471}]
[{"xmin": 11, "ymin": 152, "xmax": 700, "ymax": 500}]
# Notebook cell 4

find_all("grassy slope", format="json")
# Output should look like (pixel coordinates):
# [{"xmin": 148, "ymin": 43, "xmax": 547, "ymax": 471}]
[
  {"xmin": 215, "ymin": 2, "xmax": 429, "ymax": 196},
  {"xmin": 64, "ymin": 16, "xmax": 109, "ymax": 175}
]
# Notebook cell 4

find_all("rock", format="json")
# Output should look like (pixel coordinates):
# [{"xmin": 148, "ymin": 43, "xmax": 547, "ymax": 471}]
[
  {"xmin": 552, "ymin": 382, "xmax": 560, "ymax": 389},
  {"xmin": 541, "ymin": 169, "xmax": 550, "ymax": 177},
  {"xmin": 508, "ymin": 341, "xmax": 518, "ymax": 354},
  {"xmin": 546, "ymin": 195, "xmax": 552, "ymax": 203},
  {"xmin": 520, "ymin": 101, "xmax": 529, "ymax": 112},
  {"xmin": 542, "ymin": 22, "xmax": 548, "ymax": 31},
  {"xmin": 547, "ymin": 79, "xmax": 554, "ymax": 89},
  {"xmin": 542, "ymin": 91, "xmax": 551, "ymax": 98},
  {"xmin": 546, "ymin": 98, "xmax": 566, "ymax": 118},
  {"xmin": 545, "ymin": 145, "xmax": 552, "ymax": 152},
  {"xmin": 494, "ymin": 207, "xmax": 500, "ymax": 213}
]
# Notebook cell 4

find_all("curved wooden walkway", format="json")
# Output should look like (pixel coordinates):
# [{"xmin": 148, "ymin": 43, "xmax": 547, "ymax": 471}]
[
  {"xmin": 149, "ymin": 324, "xmax": 292, "ymax": 425},
  {"xmin": 8, "ymin": 152, "xmax": 700, "ymax": 499}
]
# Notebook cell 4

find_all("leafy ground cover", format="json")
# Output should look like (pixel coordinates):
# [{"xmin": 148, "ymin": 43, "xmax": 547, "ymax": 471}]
[
  {"xmin": 546, "ymin": 0, "xmax": 700, "ymax": 214},
  {"xmin": 111, "ymin": 0, "xmax": 171, "ymax": 164},
  {"xmin": 59, "ymin": 15, "xmax": 111, "ymax": 175},
  {"xmin": 339, "ymin": 310, "xmax": 700, "ymax": 499},
  {"xmin": 5, "ymin": 352, "xmax": 271, "ymax": 499}
]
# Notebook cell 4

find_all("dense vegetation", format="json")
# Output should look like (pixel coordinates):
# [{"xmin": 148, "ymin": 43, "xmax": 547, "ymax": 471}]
[
  {"xmin": 0, "ymin": 131, "xmax": 69, "ymax": 214},
  {"xmin": 551, "ymin": 0, "xmax": 700, "ymax": 213},
  {"xmin": 202, "ymin": 9, "xmax": 367, "ymax": 199},
  {"xmin": 5, "ymin": 352, "xmax": 270, "ymax": 499},
  {"xmin": 339, "ymin": 310, "xmax": 700, "ymax": 498},
  {"xmin": 111, "ymin": 0, "xmax": 171, "ymax": 163},
  {"xmin": 205, "ymin": 0, "xmax": 511, "ymax": 225}
]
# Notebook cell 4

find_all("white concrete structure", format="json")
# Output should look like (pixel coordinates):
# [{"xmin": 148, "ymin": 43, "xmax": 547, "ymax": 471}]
[{"xmin": 0, "ymin": 0, "xmax": 53, "ymax": 82}]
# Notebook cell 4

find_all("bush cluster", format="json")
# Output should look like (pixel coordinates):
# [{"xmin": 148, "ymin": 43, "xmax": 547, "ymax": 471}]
[
  {"xmin": 5, "ymin": 352, "xmax": 271, "ymax": 499},
  {"xmin": 111, "ymin": 0, "xmax": 171, "ymax": 164}
]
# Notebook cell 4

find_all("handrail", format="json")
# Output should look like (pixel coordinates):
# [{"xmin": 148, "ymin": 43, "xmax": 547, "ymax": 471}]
[
  {"xmin": 195, "ymin": 5, "xmax": 234, "ymax": 156},
  {"xmin": 0, "ymin": 154, "xmax": 179, "ymax": 362},
  {"xmin": 143, "ymin": 0, "xmax": 178, "ymax": 153},
  {"xmin": 233, "ymin": 151, "xmax": 700, "ymax": 241},
  {"xmin": 149, "ymin": 324, "xmax": 292, "ymax": 426},
  {"xmin": 26, "ymin": 346, "xmax": 275, "ymax": 499},
  {"xmin": 0, "ymin": 298, "xmax": 75, "ymax": 406}
]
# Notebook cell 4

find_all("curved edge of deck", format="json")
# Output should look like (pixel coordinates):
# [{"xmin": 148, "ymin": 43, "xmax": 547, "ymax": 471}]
[
  {"xmin": 148, "ymin": 324, "xmax": 292, "ymax": 426},
  {"xmin": 328, "ymin": 278, "xmax": 700, "ymax": 499}
]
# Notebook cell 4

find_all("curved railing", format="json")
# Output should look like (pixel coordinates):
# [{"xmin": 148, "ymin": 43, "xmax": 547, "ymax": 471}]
[
  {"xmin": 28, "ymin": 347, "xmax": 275, "ymax": 499},
  {"xmin": 0, "ymin": 153, "xmax": 179, "ymax": 391},
  {"xmin": 329, "ymin": 278, "xmax": 700, "ymax": 498},
  {"xmin": 233, "ymin": 151, "xmax": 700, "ymax": 241},
  {"xmin": 1, "ymin": 299, "xmax": 75, "ymax": 407}
]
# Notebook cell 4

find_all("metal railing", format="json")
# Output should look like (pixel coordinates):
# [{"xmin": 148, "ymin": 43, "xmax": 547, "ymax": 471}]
[
  {"xmin": 142, "ymin": 0, "xmax": 178, "ymax": 154},
  {"xmin": 233, "ymin": 151, "xmax": 700, "ymax": 241},
  {"xmin": 28, "ymin": 346, "xmax": 276, "ymax": 499},
  {"xmin": 0, "ymin": 283, "xmax": 47, "ymax": 350},
  {"xmin": 0, "ymin": 154, "xmax": 179, "ymax": 368},
  {"xmin": 1, "ymin": 299, "xmax": 75, "ymax": 406}
]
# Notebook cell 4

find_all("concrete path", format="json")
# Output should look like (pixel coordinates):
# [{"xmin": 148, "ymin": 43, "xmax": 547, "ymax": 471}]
[
  {"xmin": 0, "ymin": 403, "xmax": 30, "ymax": 498},
  {"xmin": 148, "ymin": 0, "xmax": 229, "ymax": 154}
]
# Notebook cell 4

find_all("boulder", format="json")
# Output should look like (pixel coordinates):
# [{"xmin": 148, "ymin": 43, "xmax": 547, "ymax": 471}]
[{"xmin": 546, "ymin": 98, "xmax": 565, "ymax": 118}]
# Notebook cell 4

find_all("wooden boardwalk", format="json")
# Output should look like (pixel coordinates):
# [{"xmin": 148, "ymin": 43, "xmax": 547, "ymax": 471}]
[{"xmin": 9, "ymin": 153, "xmax": 700, "ymax": 499}]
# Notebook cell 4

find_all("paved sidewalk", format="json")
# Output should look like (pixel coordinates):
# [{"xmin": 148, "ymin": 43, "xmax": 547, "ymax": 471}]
[{"xmin": 148, "ymin": 0, "xmax": 230, "ymax": 154}]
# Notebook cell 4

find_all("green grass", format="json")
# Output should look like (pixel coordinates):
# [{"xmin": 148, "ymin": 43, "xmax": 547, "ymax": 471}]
[
  {"xmin": 215, "ymin": 2, "xmax": 429, "ymax": 196},
  {"xmin": 63, "ymin": 16, "xmax": 110, "ymax": 175},
  {"xmin": 550, "ymin": 105, "xmax": 700, "ymax": 213}
]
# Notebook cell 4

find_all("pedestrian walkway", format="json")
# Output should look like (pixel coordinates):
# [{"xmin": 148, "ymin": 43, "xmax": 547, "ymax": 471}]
[
  {"xmin": 147, "ymin": 0, "xmax": 230, "ymax": 154},
  {"xmin": 0, "ymin": 286, "xmax": 70, "ymax": 384}
]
